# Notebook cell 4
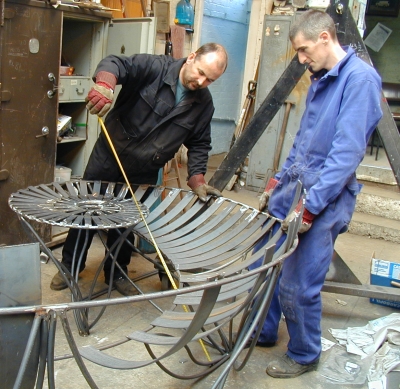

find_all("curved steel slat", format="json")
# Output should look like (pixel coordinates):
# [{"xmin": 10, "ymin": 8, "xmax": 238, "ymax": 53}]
[
  {"xmin": 38, "ymin": 184, "xmax": 64, "ymax": 198},
  {"xmin": 160, "ymin": 206, "xmax": 252, "ymax": 254},
  {"xmin": 139, "ymin": 186, "xmax": 163, "ymax": 208},
  {"xmin": 79, "ymin": 181, "xmax": 89, "ymax": 198},
  {"xmin": 65, "ymin": 182, "xmax": 80, "ymax": 199},
  {"xmin": 135, "ymin": 189, "xmax": 197, "ymax": 232},
  {"xmin": 164, "ymin": 215, "xmax": 265, "ymax": 259},
  {"xmin": 144, "ymin": 197, "xmax": 232, "ymax": 240},
  {"xmin": 52, "ymin": 182, "xmax": 72, "ymax": 198},
  {"xmin": 151, "ymin": 296, "xmax": 247, "ymax": 329},
  {"xmin": 91, "ymin": 181, "xmax": 101, "ymax": 197},
  {"xmin": 130, "ymin": 185, "xmax": 150, "ymax": 202},
  {"xmin": 135, "ymin": 188, "xmax": 183, "ymax": 227},
  {"xmin": 173, "ymin": 222, "xmax": 273, "ymax": 271},
  {"xmin": 154, "ymin": 201, "xmax": 236, "ymax": 245},
  {"xmin": 173, "ymin": 276, "xmax": 257, "ymax": 305}
]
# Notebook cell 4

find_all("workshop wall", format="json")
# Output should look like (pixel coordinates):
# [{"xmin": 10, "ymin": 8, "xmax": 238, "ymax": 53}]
[
  {"xmin": 200, "ymin": 0, "xmax": 250, "ymax": 154},
  {"xmin": 155, "ymin": 0, "xmax": 195, "ymax": 57},
  {"xmin": 365, "ymin": 14, "xmax": 400, "ymax": 84}
]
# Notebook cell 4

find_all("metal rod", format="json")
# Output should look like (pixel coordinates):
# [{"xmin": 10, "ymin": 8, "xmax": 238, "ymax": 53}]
[
  {"xmin": 209, "ymin": 56, "xmax": 307, "ymax": 192},
  {"xmin": 13, "ymin": 314, "xmax": 42, "ymax": 389},
  {"xmin": 59, "ymin": 311, "xmax": 99, "ymax": 389},
  {"xmin": 0, "ymin": 252, "xmax": 296, "ymax": 316}
]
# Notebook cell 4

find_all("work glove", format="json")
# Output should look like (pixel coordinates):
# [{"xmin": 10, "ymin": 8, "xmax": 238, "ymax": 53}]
[
  {"xmin": 85, "ymin": 71, "xmax": 117, "ymax": 117},
  {"xmin": 281, "ymin": 201, "xmax": 315, "ymax": 234},
  {"xmin": 259, "ymin": 178, "xmax": 278, "ymax": 212},
  {"xmin": 187, "ymin": 174, "xmax": 222, "ymax": 202}
]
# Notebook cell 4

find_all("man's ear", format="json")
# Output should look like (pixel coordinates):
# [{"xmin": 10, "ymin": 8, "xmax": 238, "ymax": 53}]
[
  {"xmin": 186, "ymin": 52, "xmax": 196, "ymax": 64},
  {"xmin": 319, "ymin": 31, "xmax": 329, "ymax": 44}
]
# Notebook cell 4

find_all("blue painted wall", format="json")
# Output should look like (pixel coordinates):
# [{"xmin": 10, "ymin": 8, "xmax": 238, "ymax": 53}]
[{"xmin": 200, "ymin": 0, "xmax": 250, "ymax": 154}]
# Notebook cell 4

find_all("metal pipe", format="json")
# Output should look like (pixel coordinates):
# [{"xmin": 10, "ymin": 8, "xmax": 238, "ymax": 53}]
[
  {"xmin": 0, "ymin": 248, "xmax": 297, "ymax": 316},
  {"xmin": 59, "ymin": 311, "xmax": 99, "ymax": 389},
  {"xmin": 12, "ymin": 314, "xmax": 42, "ymax": 389},
  {"xmin": 35, "ymin": 318, "xmax": 49, "ymax": 389},
  {"xmin": 47, "ymin": 312, "xmax": 57, "ymax": 389}
]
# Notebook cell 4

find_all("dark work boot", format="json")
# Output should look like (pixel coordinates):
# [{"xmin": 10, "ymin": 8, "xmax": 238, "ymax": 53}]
[
  {"xmin": 266, "ymin": 354, "xmax": 319, "ymax": 378},
  {"xmin": 50, "ymin": 271, "xmax": 69, "ymax": 291},
  {"xmin": 112, "ymin": 277, "xmax": 139, "ymax": 296},
  {"xmin": 50, "ymin": 265, "xmax": 79, "ymax": 291}
]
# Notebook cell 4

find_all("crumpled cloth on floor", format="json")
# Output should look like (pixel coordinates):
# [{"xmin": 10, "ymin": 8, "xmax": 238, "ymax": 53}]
[
  {"xmin": 328, "ymin": 313, "xmax": 400, "ymax": 384},
  {"xmin": 329, "ymin": 313, "xmax": 400, "ymax": 358},
  {"xmin": 368, "ymin": 342, "xmax": 400, "ymax": 382}
]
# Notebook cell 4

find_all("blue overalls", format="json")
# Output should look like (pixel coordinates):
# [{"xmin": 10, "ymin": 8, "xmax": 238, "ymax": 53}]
[{"xmin": 251, "ymin": 47, "xmax": 382, "ymax": 364}]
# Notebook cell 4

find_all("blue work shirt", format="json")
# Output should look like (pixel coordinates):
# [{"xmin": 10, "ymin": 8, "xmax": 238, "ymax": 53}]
[{"xmin": 269, "ymin": 47, "xmax": 383, "ymax": 220}]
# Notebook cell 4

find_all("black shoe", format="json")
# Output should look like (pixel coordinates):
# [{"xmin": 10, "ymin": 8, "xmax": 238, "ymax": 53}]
[
  {"xmin": 266, "ymin": 354, "xmax": 319, "ymax": 378},
  {"xmin": 112, "ymin": 277, "xmax": 139, "ymax": 296},
  {"xmin": 243, "ymin": 338, "xmax": 276, "ymax": 349}
]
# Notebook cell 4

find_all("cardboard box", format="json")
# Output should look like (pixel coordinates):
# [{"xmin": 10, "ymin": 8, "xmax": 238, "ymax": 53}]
[{"xmin": 370, "ymin": 255, "xmax": 400, "ymax": 309}]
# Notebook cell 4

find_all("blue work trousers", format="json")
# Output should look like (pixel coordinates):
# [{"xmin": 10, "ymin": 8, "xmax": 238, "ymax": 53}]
[{"xmin": 252, "ymin": 186, "xmax": 355, "ymax": 364}]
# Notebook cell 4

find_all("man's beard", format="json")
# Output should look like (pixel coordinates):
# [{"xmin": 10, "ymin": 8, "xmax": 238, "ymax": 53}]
[
  {"xmin": 188, "ymin": 81, "xmax": 200, "ymax": 90},
  {"xmin": 183, "ymin": 77, "xmax": 200, "ymax": 90}
]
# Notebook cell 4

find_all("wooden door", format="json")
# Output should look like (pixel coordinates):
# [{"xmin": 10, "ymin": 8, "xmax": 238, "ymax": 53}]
[{"xmin": 0, "ymin": 0, "xmax": 61, "ymax": 245}]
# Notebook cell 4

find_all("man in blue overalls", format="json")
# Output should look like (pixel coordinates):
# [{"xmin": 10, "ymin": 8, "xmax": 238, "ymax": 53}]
[{"xmin": 253, "ymin": 10, "xmax": 382, "ymax": 378}]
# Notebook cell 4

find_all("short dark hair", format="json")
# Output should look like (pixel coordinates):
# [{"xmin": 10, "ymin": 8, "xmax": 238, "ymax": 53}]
[
  {"xmin": 289, "ymin": 10, "xmax": 337, "ymax": 42},
  {"xmin": 195, "ymin": 43, "xmax": 228, "ymax": 72}
]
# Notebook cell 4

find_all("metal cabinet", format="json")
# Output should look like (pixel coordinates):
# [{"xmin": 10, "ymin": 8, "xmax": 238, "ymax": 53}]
[
  {"xmin": 56, "ymin": 13, "xmax": 110, "ymax": 181},
  {"xmin": 0, "ymin": 0, "xmax": 62, "ymax": 245},
  {"xmin": 246, "ymin": 15, "xmax": 310, "ymax": 192},
  {"xmin": 58, "ymin": 76, "xmax": 91, "ymax": 102},
  {"xmin": 0, "ymin": 0, "xmax": 156, "ymax": 245},
  {"xmin": 57, "ymin": 16, "xmax": 156, "ymax": 179}
]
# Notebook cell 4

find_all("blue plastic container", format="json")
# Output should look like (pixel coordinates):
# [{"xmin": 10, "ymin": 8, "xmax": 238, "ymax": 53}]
[{"xmin": 174, "ymin": 0, "xmax": 194, "ymax": 28}]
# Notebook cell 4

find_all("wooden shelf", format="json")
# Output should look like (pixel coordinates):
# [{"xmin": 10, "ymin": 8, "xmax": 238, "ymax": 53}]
[{"xmin": 58, "ymin": 136, "xmax": 86, "ymax": 144}]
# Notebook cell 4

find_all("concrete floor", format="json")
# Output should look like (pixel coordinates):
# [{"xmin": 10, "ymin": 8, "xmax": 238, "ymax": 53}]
[{"xmin": 38, "ymin": 154, "xmax": 400, "ymax": 389}]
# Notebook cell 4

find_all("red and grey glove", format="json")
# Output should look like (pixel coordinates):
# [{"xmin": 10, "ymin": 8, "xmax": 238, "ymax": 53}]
[
  {"xmin": 259, "ymin": 178, "xmax": 278, "ymax": 212},
  {"xmin": 85, "ymin": 71, "xmax": 117, "ymax": 117},
  {"xmin": 187, "ymin": 174, "xmax": 222, "ymax": 202},
  {"xmin": 281, "ymin": 201, "xmax": 315, "ymax": 234}
]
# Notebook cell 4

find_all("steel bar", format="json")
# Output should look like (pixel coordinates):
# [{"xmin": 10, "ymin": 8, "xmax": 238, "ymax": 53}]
[
  {"xmin": 322, "ymin": 281, "xmax": 400, "ymax": 301},
  {"xmin": 0, "ymin": 249, "xmax": 296, "ymax": 317},
  {"xmin": 12, "ymin": 313, "xmax": 42, "ymax": 389},
  {"xmin": 329, "ymin": 4, "xmax": 400, "ymax": 187},
  {"xmin": 209, "ymin": 57, "xmax": 307, "ymax": 192},
  {"xmin": 59, "ymin": 311, "xmax": 99, "ymax": 389}
]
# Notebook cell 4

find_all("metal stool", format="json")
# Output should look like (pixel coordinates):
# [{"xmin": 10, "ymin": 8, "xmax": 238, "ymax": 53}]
[{"xmin": 8, "ymin": 180, "xmax": 149, "ymax": 335}]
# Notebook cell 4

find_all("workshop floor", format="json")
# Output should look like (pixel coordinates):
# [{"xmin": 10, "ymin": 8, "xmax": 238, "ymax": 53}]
[{"xmin": 39, "ymin": 154, "xmax": 400, "ymax": 389}]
